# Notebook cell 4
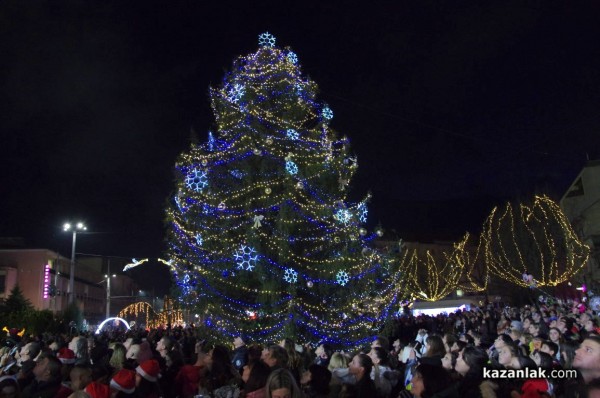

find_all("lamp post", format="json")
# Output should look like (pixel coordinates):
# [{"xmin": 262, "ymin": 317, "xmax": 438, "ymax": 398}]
[
  {"xmin": 63, "ymin": 222, "xmax": 87, "ymax": 304},
  {"xmin": 103, "ymin": 273, "xmax": 116, "ymax": 318}
]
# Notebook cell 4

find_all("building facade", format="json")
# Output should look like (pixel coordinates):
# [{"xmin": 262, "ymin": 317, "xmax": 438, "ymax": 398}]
[
  {"xmin": 560, "ymin": 159, "xmax": 600, "ymax": 291},
  {"xmin": 0, "ymin": 249, "xmax": 139, "ymax": 325}
]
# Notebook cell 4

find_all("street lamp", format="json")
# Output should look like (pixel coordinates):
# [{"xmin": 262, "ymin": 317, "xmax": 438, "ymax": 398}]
[
  {"xmin": 63, "ymin": 222, "xmax": 87, "ymax": 304},
  {"xmin": 102, "ymin": 273, "xmax": 116, "ymax": 318}
]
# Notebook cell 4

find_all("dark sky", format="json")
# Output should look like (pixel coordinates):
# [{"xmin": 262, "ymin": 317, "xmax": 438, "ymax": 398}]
[{"xmin": 2, "ymin": 1, "xmax": 600, "ymax": 293}]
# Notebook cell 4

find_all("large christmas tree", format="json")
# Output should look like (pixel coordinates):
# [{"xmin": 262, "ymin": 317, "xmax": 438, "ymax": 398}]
[{"xmin": 165, "ymin": 33, "xmax": 402, "ymax": 346}]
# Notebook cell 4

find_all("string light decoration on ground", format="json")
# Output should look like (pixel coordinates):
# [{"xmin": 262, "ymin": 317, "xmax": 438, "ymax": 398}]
[
  {"xmin": 481, "ymin": 195, "xmax": 590, "ymax": 288},
  {"xmin": 164, "ymin": 33, "xmax": 403, "ymax": 347},
  {"xmin": 397, "ymin": 237, "xmax": 469, "ymax": 301}
]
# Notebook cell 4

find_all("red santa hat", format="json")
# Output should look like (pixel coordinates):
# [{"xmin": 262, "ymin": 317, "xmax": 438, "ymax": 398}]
[
  {"xmin": 136, "ymin": 359, "xmax": 160, "ymax": 382},
  {"xmin": 57, "ymin": 347, "xmax": 76, "ymax": 364},
  {"xmin": 110, "ymin": 369, "xmax": 136, "ymax": 394},
  {"xmin": 84, "ymin": 381, "xmax": 110, "ymax": 398}
]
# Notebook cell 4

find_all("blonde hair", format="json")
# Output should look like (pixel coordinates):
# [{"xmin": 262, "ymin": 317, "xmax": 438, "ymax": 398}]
[
  {"xmin": 328, "ymin": 352, "xmax": 348, "ymax": 371},
  {"xmin": 265, "ymin": 368, "xmax": 302, "ymax": 398}
]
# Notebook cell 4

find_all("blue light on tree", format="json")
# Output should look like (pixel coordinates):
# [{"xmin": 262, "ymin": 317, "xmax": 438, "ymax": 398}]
[
  {"xmin": 258, "ymin": 32, "xmax": 276, "ymax": 47},
  {"xmin": 286, "ymin": 129, "xmax": 299, "ymax": 140},
  {"xmin": 227, "ymin": 83, "xmax": 245, "ymax": 103},
  {"xmin": 234, "ymin": 245, "xmax": 258, "ymax": 271},
  {"xmin": 336, "ymin": 270, "xmax": 350, "ymax": 286},
  {"xmin": 322, "ymin": 106, "xmax": 334, "ymax": 120},
  {"xmin": 334, "ymin": 208, "xmax": 352, "ymax": 225},
  {"xmin": 208, "ymin": 132, "xmax": 215, "ymax": 151},
  {"xmin": 283, "ymin": 268, "xmax": 298, "ymax": 283},
  {"xmin": 357, "ymin": 202, "xmax": 368, "ymax": 223},
  {"xmin": 286, "ymin": 160, "xmax": 298, "ymax": 175},
  {"xmin": 185, "ymin": 169, "xmax": 208, "ymax": 192},
  {"xmin": 287, "ymin": 51, "xmax": 298, "ymax": 64},
  {"xmin": 195, "ymin": 233, "xmax": 203, "ymax": 246},
  {"xmin": 230, "ymin": 170, "xmax": 245, "ymax": 179}
]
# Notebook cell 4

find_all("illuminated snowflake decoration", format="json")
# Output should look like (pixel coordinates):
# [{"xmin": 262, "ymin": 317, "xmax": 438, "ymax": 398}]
[
  {"xmin": 234, "ymin": 245, "xmax": 258, "ymax": 271},
  {"xmin": 258, "ymin": 32, "xmax": 276, "ymax": 47},
  {"xmin": 230, "ymin": 170, "xmax": 245, "ymax": 179},
  {"xmin": 286, "ymin": 128, "xmax": 299, "ymax": 140},
  {"xmin": 174, "ymin": 193, "xmax": 189, "ymax": 214},
  {"xmin": 322, "ymin": 106, "xmax": 334, "ymax": 120},
  {"xmin": 179, "ymin": 273, "xmax": 194, "ymax": 296},
  {"xmin": 334, "ymin": 209, "xmax": 352, "ymax": 225},
  {"xmin": 336, "ymin": 270, "xmax": 350, "ymax": 286},
  {"xmin": 357, "ymin": 202, "xmax": 368, "ymax": 223},
  {"xmin": 286, "ymin": 160, "xmax": 298, "ymax": 175},
  {"xmin": 195, "ymin": 233, "xmax": 203, "ymax": 246},
  {"xmin": 226, "ymin": 83, "xmax": 245, "ymax": 103},
  {"xmin": 287, "ymin": 51, "xmax": 298, "ymax": 64},
  {"xmin": 283, "ymin": 268, "xmax": 298, "ymax": 283},
  {"xmin": 185, "ymin": 168, "xmax": 208, "ymax": 192}
]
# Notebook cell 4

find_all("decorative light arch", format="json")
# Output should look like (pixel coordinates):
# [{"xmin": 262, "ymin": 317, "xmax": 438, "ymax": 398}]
[{"xmin": 95, "ymin": 317, "xmax": 131, "ymax": 334}]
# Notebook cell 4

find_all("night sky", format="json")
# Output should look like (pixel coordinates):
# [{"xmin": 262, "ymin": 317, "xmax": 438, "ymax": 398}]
[{"xmin": 2, "ymin": 1, "xmax": 600, "ymax": 293}]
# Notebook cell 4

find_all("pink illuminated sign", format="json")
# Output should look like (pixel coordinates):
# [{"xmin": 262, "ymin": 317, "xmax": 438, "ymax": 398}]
[{"xmin": 43, "ymin": 264, "xmax": 51, "ymax": 299}]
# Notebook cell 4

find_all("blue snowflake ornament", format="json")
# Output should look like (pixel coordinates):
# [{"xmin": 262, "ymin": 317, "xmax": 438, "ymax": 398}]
[
  {"xmin": 226, "ymin": 83, "xmax": 245, "ymax": 103},
  {"xmin": 336, "ymin": 270, "xmax": 350, "ymax": 286},
  {"xmin": 357, "ymin": 202, "xmax": 368, "ymax": 223},
  {"xmin": 258, "ymin": 32, "xmax": 276, "ymax": 47},
  {"xmin": 283, "ymin": 268, "xmax": 298, "ymax": 283},
  {"xmin": 286, "ymin": 160, "xmax": 298, "ymax": 175},
  {"xmin": 322, "ymin": 106, "xmax": 334, "ymax": 120},
  {"xmin": 234, "ymin": 245, "xmax": 258, "ymax": 271},
  {"xmin": 195, "ymin": 233, "xmax": 203, "ymax": 246},
  {"xmin": 185, "ymin": 168, "xmax": 208, "ymax": 192},
  {"xmin": 287, "ymin": 52, "xmax": 298, "ymax": 64},
  {"xmin": 334, "ymin": 209, "xmax": 352, "ymax": 225},
  {"xmin": 286, "ymin": 129, "xmax": 299, "ymax": 140}
]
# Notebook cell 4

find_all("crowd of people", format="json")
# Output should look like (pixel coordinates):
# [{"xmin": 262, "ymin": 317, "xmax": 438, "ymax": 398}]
[{"xmin": 0, "ymin": 298, "xmax": 599, "ymax": 398}]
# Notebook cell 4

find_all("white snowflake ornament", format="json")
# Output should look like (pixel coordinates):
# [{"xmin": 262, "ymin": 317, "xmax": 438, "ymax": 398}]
[
  {"xmin": 258, "ymin": 32, "xmax": 276, "ymax": 47},
  {"xmin": 336, "ymin": 270, "xmax": 350, "ymax": 286},
  {"xmin": 283, "ymin": 268, "xmax": 298, "ymax": 283}
]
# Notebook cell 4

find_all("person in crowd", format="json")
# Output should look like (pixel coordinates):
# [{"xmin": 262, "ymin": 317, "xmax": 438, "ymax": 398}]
[
  {"xmin": 265, "ymin": 368, "xmax": 302, "ymax": 398},
  {"xmin": 242, "ymin": 360, "xmax": 270, "ymax": 398},
  {"xmin": 454, "ymin": 346, "xmax": 488, "ymax": 397},
  {"xmin": 420, "ymin": 335, "xmax": 445, "ymax": 367},
  {"xmin": 560, "ymin": 340, "xmax": 579, "ymax": 370},
  {"xmin": 155, "ymin": 336, "xmax": 175, "ymax": 360},
  {"xmin": 441, "ymin": 351, "xmax": 456, "ymax": 372},
  {"xmin": 161, "ymin": 349, "xmax": 184, "ymax": 398},
  {"xmin": 263, "ymin": 346, "xmax": 289, "ymax": 371},
  {"xmin": 409, "ymin": 364, "xmax": 452, "ymax": 398},
  {"xmin": 202, "ymin": 345, "xmax": 241, "ymax": 394},
  {"xmin": 573, "ymin": 335, "xmax": 600, "ymax": 383},
  {"xmin": 68, "ymin": 336, "xmax": 90, "ymax": 366},
  {"xmin": 313, "ymin": 344, "xmax": 333, "ymax": 368},
  {"xmin": 0, "ymin": 375, "xmax": 21, "ymax": 398},
  {"xmin": 69, "ymin": 365, "xmax": 93, "ymax": 393},
  {"xmin": 110, "ymin": 368, "xmax": 136, "ymax": 397},
  {"xmin": 300, "ymin": 364, "xmax": 331, "ymax": 398},
  {"xmin": 232, "ymin": 335, "xmax": 250, "ymax": 374},
  {"xmin": 280, "ymin": 339, "xmax": 304, "ymax": 384},
  {"xmin": 109, "ymin": 344, "xmax": 127, "ymax": 373},
  {"xmin": 134, "ymin": 359, "xmax": 161, "ymax": 398},
  {"xmin": 367, "ymin": 347, "xmax": 393, "ymax": 398},
  {"xmin": 347, "ymin": 354, "xmax": 376, "ymax": 398},
  {"xmin": 371, "ymin": 337, "xmax": 390, "ymax": 352},
  {"xmin": 21, "ymin": 353, "xmax": 62, "ymax": 398},
  {"xmin": 442, "ymin": 333, "xmax": 457, "ymax": 354},
  {"xmin": 328, "ymin": 352, "xmax": 352, "ymax": 398}
]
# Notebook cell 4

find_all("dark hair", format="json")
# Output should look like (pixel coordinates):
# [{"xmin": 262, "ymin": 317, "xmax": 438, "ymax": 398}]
[
  {"xmin": 425, "ymin": 336, "xmax": 445, "ymax": 358},
  {"xmin": 443, "ymin": 333, "xmax": 457, "ymax": 349},
  {"xmin": 268, "ymin": 345, "xmax": 289, "ymax": 368},
  {"xmin": 354, "ymin": 354, "xmax": 373, "ymax": 377},
  {"xmin": 461, "ymin": 346, "xmax": 488, "ymax": 376},
  {"xmin": 266, "ymin": 368, "xmax": 302, "ymax": 398},
  {"xmin": 414, "ymin": 364, "xmax": 452, "ymax": 398},
  {"xmin": 307, "ymin": 364, "xmax": 332, "ymax": 394},
  {"xmin": 560, "ymin": 341, "xmax": 578, "ymax": 370},
  {"xmin": 207, "ymin": 345, "xmax": 236, "ymax": 390},
  {"xmin": 535, "ymin": 351, "xmax": 553, "ymax": 370},
  {"xmin": 496, "ymin": 334, "xmax": 513, "ymax": 346},
  {"xmin": 373, "ymin": 336, "xmax": 390, "ymax": 351},
  {"xmin": 245, "ymin": 360, "xmax": 271, "ymax": 393},
  {"xmin": 542, "ymin": 341, "xmax": 558, "ymax": 356},
  {"xmin": 370, "ymin": 347, "xmax": 390, "ymax": 366},
  {"xmin": 320, "ymin": 344, "xmax": 333, "ymax": 359}
]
